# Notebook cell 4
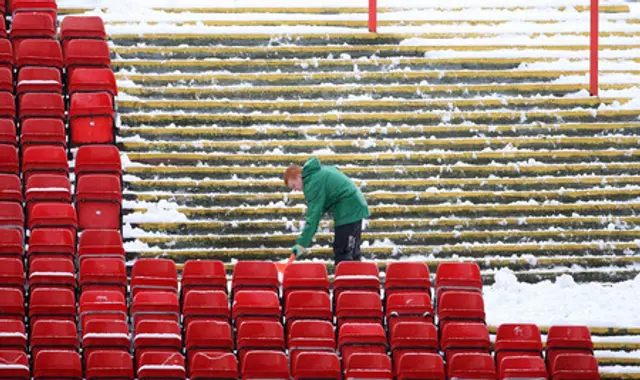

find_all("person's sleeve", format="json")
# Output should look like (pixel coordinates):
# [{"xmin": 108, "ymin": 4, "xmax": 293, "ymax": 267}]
[{"xmin": 295, "ymin": 185, "xmax": 326, "ymax": 248}]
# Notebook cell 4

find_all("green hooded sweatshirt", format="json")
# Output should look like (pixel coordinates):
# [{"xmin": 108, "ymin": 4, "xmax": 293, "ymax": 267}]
[{"xmin": 295, "ymin": 157, "xmax": 370, "ymax": 248}]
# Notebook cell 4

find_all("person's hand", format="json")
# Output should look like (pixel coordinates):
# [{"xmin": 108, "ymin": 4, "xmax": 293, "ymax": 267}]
[{"xmin": 292, "ymin": 244, "xmax": 308, "ymax": 257}]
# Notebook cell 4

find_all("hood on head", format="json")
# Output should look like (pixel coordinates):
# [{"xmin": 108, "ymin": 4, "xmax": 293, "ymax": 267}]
[{"xmin": 302, "ymin": 157, "xmax": 321, "ymax": 178}]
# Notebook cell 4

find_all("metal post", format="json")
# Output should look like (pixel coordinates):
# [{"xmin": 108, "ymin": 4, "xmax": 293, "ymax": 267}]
[{"xmin": 590, "ymin": 0, "xmax": 599, "ymax": 96}]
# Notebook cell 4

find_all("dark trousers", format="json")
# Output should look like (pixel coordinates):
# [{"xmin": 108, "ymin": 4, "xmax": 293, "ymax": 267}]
[{"xmin": 333, "ymin": 220, "xmax": 363, "ymax": 265}]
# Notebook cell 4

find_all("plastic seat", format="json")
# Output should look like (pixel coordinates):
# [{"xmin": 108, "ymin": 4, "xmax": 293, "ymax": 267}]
[
  {"xmin": 437, "ymin": 290, "xmax": 485, "ymax": 334},
  {"xmin": 232, "ymin": 290, "xmax": 281, "ymax": 328},
  {"xmin": 0, "ymin": 202, "xmax": 23, "ymax": 233},
  {"xmin": 499, "ymin": 356, "xmax": 548, "ymax": 380},
  {"xmin": 242, "ymin": 351, "xmax": 289, "ymax": 380},
  {"xmin": 16, "ymin": 67, "xmax": 63, "ymax": 97},
  {"xmin": 292, "ymin": 352, "xmax": 341, "ymax": 380},
  {"xmin": 184, "ymin": 320, "xmax": 234, "ymax": 364},
  {"xmin": 19, "ymin": 92, "xmax": 65, "ymax": 121},
  {"xmin": 60, "ymin": 16, "xmax": 107, "ymax": 42},
  {"xmin": 78, "ymin": 229, "xmax": 125, "ymax": 262},
  {"xmin": 25, "ymin": 174, "xmax": 72, "ymax": 217},
  {"xmin": 64, "ymin": 39, "xmax": 111, "ymax": 77},
  {"xmin": 344, "ymin": 353, "xmax": 393, "ymax": 380},
  {"xmin": 390, "ymin": 321, "xmax": 438, "ymax": 366},
  {"xmin": 69, "ymin": 92, "xmax": 115, "ymax": 146},
  {"xmin": 546, "ymin": 326, "xmax": 594, "ymax": 372},
  {"xmin": 79, "ymin": 290, "xmax": 128, "ymax": 331},
  {"xmin": 182, "ymin": 290, "xmax": 230, "ymax": 329},
  {"xmin": 495, "ymin": 324, "xmax": 543, "ymax": 367},
  {"xmin": 385, "ymin": 262, "xmax": 431, "ymax": 299},
  {"xmin": 137, "ymin": 352, "xmax": 186, "ymax": 380},
  {"xmin": 282, "ymin": 262, "xmax": 330, "ymax": 300},
  {"xmin": 338, "ymin": 323, "xmax": 387, "ymax": 367},
  {"xmin": 237, "ymin": 321, "xmax": 285, "ymax": 365},
  {"xmin": 82, "ymin": 319, "xmax": 130, "ymax": 359},
  {"xmin": 448, "ymin": 353, "xmax": 496, "ymax": 380},
  {"xmin": 26, "ymin": 228, "xmax": 75, "ymax": 263},
  {"xmin": 231, "ymin": 260, "xmax": 279, "ymax": 296},
  {"xmin": 189, "ymin": 353, "xmax": 238, "ymax": 380},
  {"xmin": 0, "ymin": 229, "xmax": 23, "ymax": 259},
  {"xmin": 21, "ymin": 145, "xmax": 69, "ymax": 183},
  {"xmin": 435, "ymin": 262, "xmax": 482, "ymax": 305},
  {"xmin": 181, "ymin": 260, "xmax": 227, "ymax": 297},
  {"xmin": 335, "ymin": 290, "xmax": 383, "ymax": 328},
  {"xmin": 288, "ymin": 320, "xmax": 336, "ymax": 365},
  {"xmin": 86, "ymin": 350, "xmax": 134, "ymax": 380},
  {"xmin": 285, "ymin": 290, "xmax": 332, "ymax": 328},
  {"xmin": 19, "ymin": 118, "xmax": 65, "ymax": 148},
  {"xmin": 0, "ymin": 174, "xmax": 21, "ymax": 203},
  {"xmin": 68, "ymin": 67, "xmax": 117, "ymax": 96},
  {"xmin": 0, "ymin": 257, "xmax": 24, "ymax": 291},
  {"xmin": 10, "ymin": 12, "xmax": 56, "ymax": 42},
  {"xmin": 386, "ymin": 292, "xmax": 433, "ymax": 333},
  {"xmin": 0, "ymin": 288, "xmax": 24, "ymax": 321},
  {"xmin": 11, "ymin": 0, "xmax": 58, "ymax": 25},
  {"xmin": 76, "ymin": 174, "xmax": 122, "ymax": 230},
  {"xmin": 131, "ymin": 258, "xmax": 178, "ymax": 296},
  {"xmin": 133, "ymin": 320, "xmax": 182, "ymax": 364},
  {"xmin": 0, "ymin": 21, "xmax": 6, "ymax": 39},
  {"xmin": 0, "ymin": 39, "xmax": 14, "ymax": 71},
  {"xmin": 79, "ymin": 258, "xmax": 127, "ymax": 296},
  {"xmin": 29, "ymin": 287, "xmax": 76, "ymax": 325},
  {"xmin": 74, "ymin": 145, "xmax": 123, "ymax": 178},
  {"xmin": 0, "ymin": 319, "xmax": 27, "ymax": 350},
  {"xmin": 0, "ymin": 145, "xmax": 19, "ymax": 175},
  {"xmin": 0, "ymin": 68, "xmax": 13, "ymax": 94},
  {"xmin": 441, "ymin": 322, "xmax": 491, "ymax": 363},
  {"xmin": 0, "ymin": 92, "xmax": 16, "ymax": 120},
  {"xmin": 27, "ymin": 203, "xmax": 77, "ymax": 243},
  {"xmin": 397, "ymin": 353, "xmax": 445, "ymax": 380},
  {"xmin": 550, "ymin": 353, "xmax": 599, "ymax": 380},
  {"xmin": 30, "ymin": 320, "xmax": 79, "ymax": 357},
  {"xmin": 333, "ymin": 261, "xmax": 380, "ymax": 301},
  {"xmin": 15, "ymin": 39, "xmax": 63, "ymax": 70},
  {"xmin": 33, "ymin": 350, "xmax": 82, "ymax": 380},
  {"xmin": 0, "ymin": 351, "xmax": 29, "ymax": 380},
  {"xmin": 0, "ymin": 119, "xmax": 16, "ymax": 145},
  {"xmin": 131, "ymin": 291, "xmax": 180, "ymax": 328},
  {"xmin": 28, "ymin": 257, "xmax": 76, "ymax": 291}
]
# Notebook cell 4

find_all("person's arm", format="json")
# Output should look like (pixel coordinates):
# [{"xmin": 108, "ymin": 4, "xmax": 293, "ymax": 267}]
[{"xmin": 295, "ymin": 185, "xmax": 326, "ymax": 248}]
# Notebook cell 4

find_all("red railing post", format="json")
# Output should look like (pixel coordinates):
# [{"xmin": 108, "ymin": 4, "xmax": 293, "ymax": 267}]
[
  {"xmin": 590, "ymin": 0, "xmax": 599, "ymax": 96},
  {"xmin": 369, "ymin": 0, "xmax": 377, "ymax": 33}
]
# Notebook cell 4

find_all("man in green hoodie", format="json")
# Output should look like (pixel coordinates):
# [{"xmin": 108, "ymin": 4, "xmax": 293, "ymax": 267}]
[{"xmin": 284, "ymin": 157, "xmax": 370, "ymax": 264}]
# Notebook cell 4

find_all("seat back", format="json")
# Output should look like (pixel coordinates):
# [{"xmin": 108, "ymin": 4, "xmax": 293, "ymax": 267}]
[
  {"xmin": 33, "ymin": 350, "xmax": 82, "ymax": 380},
  {"xmin": 137, "ymin": 351, "xmax": 185, "ymax": 380},
  {"xmin": 551, "ymin": 353, "xmax": 599, "ymax": 380},
  {"xmin": 546, "ymin": 326, "xmax": 594, "ymax": 371},
  {"xmin": 335, "ymin": 290, "xmax": 383, "ymax": 328},
  {"xmin": 495, "ymin": 324, "xmax": 543, "ymax": 365},
  {"xmin": 441, "ymin": 322, "xmax": 491, "ymax": 363},
  {"xmin": 285, "ymin": 290, "xmax": 332, "ymax": 328},
  {"xmin": 0, "ymin": 350, "xmax": 29, "ymax": 379},
  {"xmin": 28, "ymin": 257, "xmax": 76, "ymax": 291},
  {"xmin": 86, "ymin": 350, "xmax": 134, "ymax": 380},
  {"xmin": 338, "ymin": 323, "xmax": 387, "ymax": 366},
  {"xmin": 288, "ymin": 320, "xmax": 336, "ymax": 365},
  {"xmin": 448, "ymin": 353, "xmax": 496, "ymax": 380},
  {"xmin": 0, "ymin": 174, "xmax": 21, "ymax": 203},
  {"xmin": 74, "ymin": 145, "xmax": 122, "ymax": 178},
  {"xmin": 60, "ymin": 16, "xmax": 107, "ymax": 41},
  {"xmin": 189, "ymin": 352, "xmax": 238, "ymax": 380},
  {"xmin": 78, "ymin": 229, "xmax": 125, "ymax": 261},
  {"xmin": 386, "ymin": 292, "xmax": 433, "ymax": 332},
  {"xmin": 0, "ymin": 202, "xmax": 23, "ymax": 233},
  {"xmin": 15, "ymin": 38, "xmax": 63, "ymax": 70},
  {"xmin": 384, "ymin": 262, "xmax": 431, "ymax": 298},
  {"xmin": 18, "ymin": 92, "xmax": 65, "ymax": 121},
  {"xmin": 133, "ymin": 320, "xmax": 182, "ymax": 363},
  {"xmin": 0, "ymin": 228, "xmax": 23, "ymax": 259},
  {"xmin": 76, "ymin": 174, "xmax": 122, "ymax": 230},
  {"xmin": 232, "ymin": 290, "xmax": 281, "ymax": 328},
  {"xmin": 27, "ymin": 228, "xmax": 75, "ymax": 262},
  {"xmin": 435, "ymin": 262, "xmax": 482, "ymax": 303},
  {"xmin": 0, "ymin": 287, "xmax": 25, "ymax": 320},
  {"xmin": 131, "ymin": 258, "xmax": 178, "ymax": 296},
  {"xmin": 82, "ymin": 319, "xmax": 130, "ymax": 358},
  {"xmin": 282, "ymin": 262, "xmax": 329, "ymax": 299},
  {"xmin": 68, "ymin": 67, "xmax": 117, "ymax": 96},
  {"xmin": 396, "ymin": 353, "xmax": 445, "ymax": 380},
  {"xmin": 16, "ymin": 67, "xmax": 62, "ymax": 97},
  {"xmin": 0, "ymin": 145, "xmax": 19, "ymax": 174},
  {"xmin": 389, "ymin": 321, "xmax": 438, "ymax": 365},
  {"xmin": 292, "ymin": 352, "xmax": 341, "ymax": 380},
  {"xmin": 231, "ymin": 260, "xmax": 279, "ymax": 296},
  {"xmin": 184, "ymin": 320, "xmax": 233, "ymax": 364},
  {"xmin": 25, "ymin": 174, "xmax": 72, "ymax": 217},
  {"xmin": 344, "ymin": 353, "xmax": 393, "ymax": 380},
  {"xmin": 0, "ymin": 319, "xmax": 26, "ymax": 350},
  {"xmin": 182, "ymin": 290, "xmax": 230, "ymax": 329},
  {"xmin": 64, "ymin": 39, "xmax": 111, "ymax": 75},
  {"xmin": 499, "ymin": 356, "xmax": 548, "ymax": 380},
  {"xmin": 237, "ymin": 320, "xmax": 286, "ymax": 365},
  {"xmin": 333, "ymin": 261, "xmax": 380, "ymax": 301},
  {"xmin": 437, "ymin": 290, "xmax": 485, "ymax": 333},
  {"xmin": 79, "ymin": 258, "xmax": 127, "ymax": 296},
  {"xmin": 131, "ymin": 291, "xmax": 180, "ymax": 329},
  {"xmin": 30, "ymin": 320, "xmax": 79, "ymax": 356},
  {"xmin": 241, "ymin": 350, "xmax": 289, "ymax": 380},
  {"xmin": 28, "ymin": 287, "xmax": 76, "ymax": 325},
  {"xmin": 181, "ymin": 259, "xmax": 227, "ymax": 297},
  {"xmin": 0, "ymin": 257, "xmax": 24, "ymax": 291},
  {"xmin": 79, "ymin": 290, "xmax": 128, "ymax": 330}
]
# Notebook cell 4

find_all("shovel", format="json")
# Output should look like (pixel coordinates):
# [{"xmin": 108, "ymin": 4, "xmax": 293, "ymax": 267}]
[{"xmin": 275, "ymin": 253, "xmax": 296, "ymax": 275}]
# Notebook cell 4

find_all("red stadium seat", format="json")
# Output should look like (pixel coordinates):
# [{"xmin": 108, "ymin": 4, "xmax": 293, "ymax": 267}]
[
  {"xmin": 60, "ymin": 16, "xmax": 107, "ymax": 42},
  {"xmin": 231, "ymin": 260, "xmax": 279, "ymax": 296},
  {"xmin": 68, "ymin": 67, "xmax": 117, "ymax": 96},
  {"xmin": 0, "ymin": 19, "xmax": 6, "ymax": 38},
  {"xmin": 333, "ymin": 261, "xmax": 380, "ymax": 301},
  {"xmin": 437, "ymin": 290, "xmax": 485, "ymax": 333},
  {"xmin": 0, "ymin": 228, "xmax": 23, "ymax": 258},
  {"xmin": 0, "ymin": 288, "xmax": 24, "ymax": 321},
  {"xmin": 11, "ymin": 0, "xmax": 58, "ymax": 25},
  {"xmin": 64, "ymin": 39, "xmax": 110, "ymax": 77},
  {"xmin": 495, "ymin": 324, "xmax": 543, "ymax": 367},
  {"xmin": 242, "ymin": 351, "xmax": 289, "ymax": 380},
  {"xmin": 0, "ymin": 257, "xmax": 24, "ymax": 291},
  {"xmin": 28, "ymin": 257, "xmax": 76, "ymax": 291},
  {"xmin": 30, "ymin": 320, "xmax": 79, "ymax": 357},
  {"xmin": 33, "ymin": 350, "xmax": 82, "ymax": 380},
  {"xmin": 27, "ymin": 203, "xmax": 77, "ymax": 242},
  {"xmin": 282, "ymin": 262, "xmax": 330, "ymax": 300},
  {"xmin": 344, "ymin": 353, "xmax": 393, "ymax": 380},
  {"xmin": 76, "ymin": 174, "xmax": 122, "ymax": 230},
  {"xmin": 75, "ymin": 145, "xmax": 123, "ymax": 177},
  {"xmin": 21, "ymin": 145, "xmax": 69, "ymax": 183},
  {"xmin": 0, "ymin": 92, "xmax": 16, "ymax": 120},
  {"xmin": 19, "ymin": 118, "xmax": 66, "ymax": 147},
  {"xmin": 131, "ymin": 258, "xmax": 178, "ymax": 296},
  {"xmin": 69, "ymin": 92, "xmax": 115, "ymax": 146},
  {"xmin": 86, "ymin": 350, "xmax": 134, "ymax": 380},
  {"xmin": 386, "ymin": 292, "xmax": 433, "ymax": 333},
  {"xmin": 0, "ymin": 67, "xmax": 14, "ymax": 93},
  {"xmin": 448, "ymin": 353, "xmax": 496, "ymax": 380},
  {"xmin": 78, "ymin": 229, "xmax": 125, "ymax": 262},
  {"xmin": 16, "ymin": 67, "xmax": 63, "ymax": 97},
  {"xmin": 25, "ymin": 174, "xmax": 72, "ymax": 217},
  {"xmin": 0, "ymin": 351, "xmax": 29, "ymax": 380},
  {"xmin": 292, "ymin": 352, "xmax": 341, "ymax": 380},
  {"xmin": 189, "ymin": 353, "xmax": 238, "ymax": 380},
  {"xmin": 10, "ymin": 12, "xmax": 56, "ymax": 43},
  {"xmin": 134, "ymin": 320, "xmax": 182, "ymax": 363},
  {"xmin": 0, "ymin": 39, "xmax": 14, "ymax": 70},
  {"xmin": 550, "ymin": 353, "xmax": 599, "ymax": 380},
  {"xmin": 79, "ymin": 258, "xmax": 127, "ymax": 296},
  {"xmin": 237, "ymin": 321, "xmax": 285, "ymax": 365},
  {"xmin": 15, "ymin": 39, "xmax": 63, "ymax": 70},
  {"xmin": 79, "ymin": 290, "xmax": 128, "ymax": 331},
  {"xmin": 131, "ymin": 291, "xmax": 180, "ymax": 328},
  {"xmin": 0, "ymin": 201, "xmax": 23, "ymax": 233},
  {"xmin": 435, "ymin": 262, "xmax": 482, "ymax": 305},
  {"xmin": 82, "ymin": 320, "xmax": 130, "ymax": 358},
  {"xmin": 137, "ymin": 352, "xmax": 185, "ymax": 380},
  {"xmin": 385, "ymin": 262, "xmax": 431, "ymax": 299},
  {"xmin": 390, "ymin": 321, "xmax": 438, "ymax": 366},
  {"xmin": 29, "ymin": 287, "xmax": 76, "ymax": 325},
  {"xmin": 26, "ymin": 228, "xmax": 75, "ymax": 262},
  {"xmin": 185, "ymin": 320, "xmax": 233, "ymax": 365},
  {"xmin": 232, "ymin": 290, "xmax": 281, "ymax": 328},
  {"xmin": 396, "ymin": 353, "xmax": 445, "ymax": 380},
  {"xmin": 0, "ymin": 145, "xmax": 19, "ymax": 175},
  {"xmin": 499, "ymin": 356, "xmax": 548, "ymax": 380},
  {"xmin": 338, "ymin": 323, "xmax": 387, "ymax": 367},
  {"xmin": 0, "ymin": 319, "xmax": 27, "ymax": 350},
  {"xmin": 19, "ymin": 93, "xmax": 65, "ymax": 121},
  {"xmin": 546, "ymin": 326, "xmax": 594, "ymax": 371},
  {"xmin": 440, "ymin": 322, "xmax": 491, "ymax": 363},
  {"xmin": 285, "ymin": 290, "xmax": 332, "ymax": 328},
  {"xmin": 182, "ymin": 290, "xmax": 230, "ymax": 329},
  {"xmin": 288, "ymin": 320, "xmax": 335, "ymax": 365},
  {"xmin": 335, "ymin": 290, "xmax": 383, "ymax": 328},
  {"xmin": 0, "ymin": 119, "xmax": 16, "ymax": 146},
  {"xmin": 181, "ymin": 260, "xmax": 227, "ymax": 297},
  {"xmin": 0, "ymin": 174, "xmax": 21, "ymax": 203}
]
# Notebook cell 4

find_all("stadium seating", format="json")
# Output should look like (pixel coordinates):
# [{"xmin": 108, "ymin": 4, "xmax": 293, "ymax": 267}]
[
  {"xmin": 0, "ymin": 39, "xmax": 13, "ymax": 71},
  {"xmin": 0, "ymin": 118, "xmax": 16, "ymax": 145},
  {"xmin": 0, "ymin": 145, "xmax": 19, "ymax": 175},
  {"xmin": 0, "ymin": 92, "xmax": 16, "ymax": 121},
  {"xmin": 447, "ymin": 353, "xmax": 497, "ymax": 380},
  {"xmin": 344, "ymin": 353, "xmax": 393, "ymax": 380},
  {"xmin": 231, "ymin": 260, "xmax": 279, "ymax": 296},
  {"xmin": 131, "ymin": 258, "xmax": 178, "ymax": 296},
  {"xmin": 25, "ymin": 174, "xmax": 72, "ymax": 217},
  {"xmin": 74, "ymin": 144, "xmax": 123, "ymax": 178},
  {"xmin": 232, "ymin": 290, "xmax": 281, "ymax": 328},
  {"xmin": 77, "ymin": 229, "xmax": 126, "ymax": 262},
  {"xmin": 292, "ymin": 351, "xmax": 341, "ymax": 380},
  {"xmin": 15, "ymin": 39, "xmax": 63, "ymax": 71},
  {"xmin": 26, "ymin": 227, "xmax": 75, "ymax": 263},
  {"xmin": 189, "ymin": 353, "xmax": 239, "ymax": 380},
  {"xmin": 85, "ymin": 350, "xmax": 134, "ymax": 380},
  {"xmin": 237, "ymin": 320, "xmax": 286, "ymax": 365},
  {"xmin": 333, "ymin": 261, "xmax": 380, "ymax": 302},
  {"xmin": 131, "ymin": 290, "xmax": 180, "ymax": 329},
  {"xmin": 60, "ymin": 16, "xmax": 107, "ymax": 43},
  {"xmin": 16, "ymin": 67, "xmax": 63, "ymax": 97},
  {"xmin": 284, "ymin": 290, "xmax": 332, "ymax": 328},
  {"xmin": 33, "ymin": 350, "xmax": 82, "ymax": 380},
  {"xmin": 28, "ymin": 257, "xmax": 76, "ymax": 291},
  {"xmin": 335, "ymin": 290, "xmax": 383, "ymax": 328},
  {"xmin": 546, "ymin": 326, "xmax": 595, "ymax": 372},
  {"xmin": 384, "ymin": 262, "xmax": 431, "ymax": 299},
  {"xmin": 11, "ymin": 0, "xmax": 58, "ymax": 25},
  {"xmin": 19, "ymin": 92, "xmax": 65, "ymax": 121},
  {"xmin": 27, "ymin": 203, "xmax": 77, "ymax": 243},
  {"xmin": 0, "ymin": 174, "xmax": 21, "ymax": 203},
  {"xmin": 0, "ymin": 319, "xmax": 27, "ymax": 350},
  {"xmin": 499, "ymin": 356, "xmax": 548, "ymax": 380},
  {"xmin": 20, "ymin": 118, "xmax": 66, "ymax": 148},
  {"xmin": 440, "ymin": 322, "xmax": 491, "ymax": 363},
  {"xmin": 68, "ymin": 91, "xmax": 115, "ymax": 146},
  {"xmin": 396, "ymin": 353, "xmax": 446, "ymax": 380},
  {"xmin": 0, "ymin": 350, "xmax": 30, "ymax": 380},
  {"xmin": 338, "ymin": 323, "xmax": 387, "ymax": 367},
  {"xmin": 437, "ymin": 290, "xmax": 486, "ymax": 334},
  {"xmin": 82, "ymin": 319, "xmax": 130, "ymax": 358},
  {"xmin": 0, "ymin": 201, "xmax": 23, "ymax": 233},
  {"xmin": 137, "ymin": 351, "xmax": 186, "ymax": 380},
  {"xmin": 241, "ymin": 351, "xmax": 289, "ymax": 380},
  {"xmin": 75, "ymin": 174, "xmax": 122, "ymax": 230},
  {"xmin": 185, "ymin": 320, "xmax": 234, "ymax": 364},
  {"xmin": 389, "ymin": 321, "xmax": 439, "ymax": 366},
  {"xmin": 386, "ymin": 292, "xmax": 433, "ymax": 332},
  {"xmin": 495, "ymin": 323, "xmax": 544, "ymax": 367},
  {"xmin": 550, "ymin": 353, "xmax": 600, "ymax": 380},
  {"xmin": 133, "ymin": 320, "xmax": 182, "ymax": 363},
  {"xmin": 288, "ymin": 320, "xmax": 335, "ymax": 365},
  {"xmin": 68, "ymin": 67, "xmax": 117, "ymax": 96},
  {"xmin": 0, "ymin": 228, "xmax": 23, "ymax": 258},
  {"xmin": 0, "ymin": 257, "xmax": 24, "ymax": 291},
  {"xmin": 0, "ymin": 287, "xmax": 24, "ymax": 321},
  {"xmin": 182, "ymin": 290, "xmax": 230, "ymax": 328},
  {"xmin": 30, "ymin": 320, "xmax": 79, "ymax": 356},
  {"xmin": 79, "ymin": 258, "xmax": 128, "ymax": 296},
  {"xmin": 28, "ymin": 287, "xmax": 76, "ymax": 325},
  {"xmin": 79, "ymin": 290, "xmax": 128, "ymax": 330},
  {"xmin": 63, "ymin": 39, "xmax": 111, "ymax": 78},
  {"xmin": 21, "ymin": 145, "xmax": 68, "ymax": 183},
  {"xmin": 10, "ymin": 12, "xmax": 56, "ymax": 43},
  {"xmin": 181, "ymin": 259, "xmax": 228, "ymax": 297},
  {"xmin": 435, "ymin": 262, "xmax": 483, "ymax": 307},
  {"xmin": 282, "ymin": 262, "xmax": 330, "ymax": 300}
]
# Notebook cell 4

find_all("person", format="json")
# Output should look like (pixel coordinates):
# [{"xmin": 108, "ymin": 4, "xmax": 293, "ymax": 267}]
[{"xmin": 283, "ymin": 157, "xmax": 370, "ymax": 265}]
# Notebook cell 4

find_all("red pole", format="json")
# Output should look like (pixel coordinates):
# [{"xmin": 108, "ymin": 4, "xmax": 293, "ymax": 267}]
[
  {"xmin": 369, "ymin": 0, "xmax": 377, "ymax": 33},
  {"xmin": 590, "ymin": 0, "xmax": 599, "ymax": 96}
]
